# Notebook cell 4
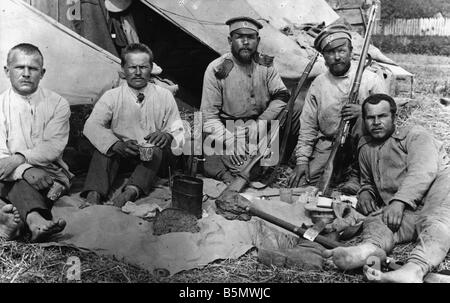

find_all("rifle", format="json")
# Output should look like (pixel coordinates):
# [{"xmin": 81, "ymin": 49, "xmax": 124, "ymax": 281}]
[
  {"xmin": 261, "ymin": 51, "xmax": 320, "ymax": 187},
  {"xmin": 224, "ymin": 52, "xmax": 319, "ymax": 193},
  {"xmin": 317, "ymin": 4, "xmax": 378, "ymax": 196}
]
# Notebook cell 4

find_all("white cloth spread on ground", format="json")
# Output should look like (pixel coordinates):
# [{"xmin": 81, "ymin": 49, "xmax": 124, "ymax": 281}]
[
  {"xmin": 44, "ymin": 179, "xmax": 313, "ymax": 276},
  {"xmin": 83, "ymin": 83, "xmax": 185, "ymax": 155},
  {"xmin": 0, "ymin": 87, "xmax": 73, "ymax": 186}
]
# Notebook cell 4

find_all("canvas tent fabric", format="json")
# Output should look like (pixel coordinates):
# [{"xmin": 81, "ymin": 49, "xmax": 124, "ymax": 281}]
[
  {"xmin": 0, "ymin": 0, "xmax": 121, "ymax": 105},
  {"xmin": 140, "ymin": 0, "xmax": 411, "ymax": 81},
  {"xmin": 24, "ymin": 0, "xmax": 118, "ymax": 56},
  {"xmin": 140, "ymin": 0, "xmax": 328, "ymax": 80}
]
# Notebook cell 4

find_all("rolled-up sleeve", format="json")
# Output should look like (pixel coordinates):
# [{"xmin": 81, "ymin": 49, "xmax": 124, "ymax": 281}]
[
  {"xmin": 19, "ymin": 97, "xmax": 70, "ymax": 166},
  {"xmin": 259, "ymin": 66, "xmax": 289, "ymax": 121},
  {"xmin": 83, "ymin": 92, "xmax": 120, "ymax": 155},
  {"xmin": 294, "ymin": 86, "xmax": 319, "ymax": 165},
  {"xmin": 390, "ymin": 130, "xmax": 440, "ymax": 209}
]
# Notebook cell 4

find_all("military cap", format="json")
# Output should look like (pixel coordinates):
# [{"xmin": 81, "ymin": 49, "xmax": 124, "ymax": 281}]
[
  {"xmin": 225, "ymin": 16, "xmax": 263, "ymax": 34},
  {"xmin": 314, "ymin": 24, "xmax": 352, "ymax": 52}
]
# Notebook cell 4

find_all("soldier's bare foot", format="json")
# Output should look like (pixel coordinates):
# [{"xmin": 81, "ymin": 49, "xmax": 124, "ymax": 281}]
[
  {"xmin": 323, "ymin": 243, "xmax": 386, "ymax": 270},
  {"xmin": 0, "ymin": 204, "xmax": 22, "ymax": 240},
  {"xmin": 364, "ymin": 262, "xmax": 423, "ymax": 283},
  {"xmin": 112, "ymin": 186, "xmax": 139, "ymax": 208},
  {"xmin": 80, "ymin": 191, "xmax": 101, "ymax": 209},
  {"xmin": 26, "ymin": 211, "xmax": 66, "ymax": 242}
]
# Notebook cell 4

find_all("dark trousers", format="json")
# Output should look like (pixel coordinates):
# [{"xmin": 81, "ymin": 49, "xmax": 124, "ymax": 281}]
[
  {"xmin": 82, "ymin": 147, "xmax": 172, "ymax": 199},
  {"xmin": 0, "ymin": 180, "xmax": 53, "ymax": 222}
]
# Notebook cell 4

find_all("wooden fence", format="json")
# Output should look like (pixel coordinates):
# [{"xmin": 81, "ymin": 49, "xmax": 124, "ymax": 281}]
[{"xmin": 374, "ymin": 18, "xmax": 450, "ymax": 36}]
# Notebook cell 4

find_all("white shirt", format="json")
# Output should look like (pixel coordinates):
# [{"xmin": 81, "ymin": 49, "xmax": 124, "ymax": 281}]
[
  {"xmin": 0, "ymin": 87, "xmax": 73, "ymax": 186},
  {"xmin": 83, "ymin": 83, "xmax": 185, "ymax": 155}
]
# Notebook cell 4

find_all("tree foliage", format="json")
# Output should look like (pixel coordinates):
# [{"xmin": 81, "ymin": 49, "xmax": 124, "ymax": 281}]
[{"xmin": 381, "ymin": 0, "xmax": 450, "ymax": 19}]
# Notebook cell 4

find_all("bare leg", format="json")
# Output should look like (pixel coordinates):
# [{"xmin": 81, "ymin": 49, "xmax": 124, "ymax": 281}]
[
  {"xmin": 323, "ymin": 243, "xmax": 386, "ymax": 270},
  {"xmin": 0, "ymin": 202, "xmax": 23, "ymax": 240},
  {"xmin": 26, "ymin": 211, "xmax": 66, "ymax": 242},
  {"xmin": 364, "ymin": 262, "xmax": 424, "ymax": 283},
  {"xmin": 112, "ymin": 185, "xmax": 139, "ymax": 208}
]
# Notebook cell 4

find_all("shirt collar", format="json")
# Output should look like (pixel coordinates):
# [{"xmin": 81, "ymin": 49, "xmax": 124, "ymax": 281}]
[
  {"xmin": 126, "ymin": 83, "xmax": 149, "ymax": 104},
  {"xmin": 11, "ymin": 87, "xmax": 40, "ymax": 103},
  {"xmin": 358, "ymin": 126, "xmax": 404, "ymax": 149}
]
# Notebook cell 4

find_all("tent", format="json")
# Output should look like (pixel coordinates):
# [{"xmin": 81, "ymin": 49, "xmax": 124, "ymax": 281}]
[
  {"xmin": 0, "ymin": 0, "xmax": 121, "ymax": 105},
  {"xmin": 138, "ymin": 0, "xmax": 412, "ymax": 88},
  {"xmin": 1, "ymin": 0, "xmax": 411, "ymax": 107}
]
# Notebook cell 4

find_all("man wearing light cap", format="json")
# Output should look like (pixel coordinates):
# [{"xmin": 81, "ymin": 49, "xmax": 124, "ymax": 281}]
[
  {"xmin": 201, "ymin": 16, "xmax": 296, "ymax": 183},
  {"xmin": 288, "ymin": 24, "xmax": 387, "ymax": 193}
]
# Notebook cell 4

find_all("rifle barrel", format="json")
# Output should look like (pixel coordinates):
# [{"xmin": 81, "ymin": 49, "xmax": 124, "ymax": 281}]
[{"xmin": 318, "ymin": 4, "xmax": 378, "ymax": 195}]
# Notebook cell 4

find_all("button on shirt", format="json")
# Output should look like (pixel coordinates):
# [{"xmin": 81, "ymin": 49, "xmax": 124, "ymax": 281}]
[
  {"xmin": 201, "ymin": 53, "xmax": 289, "ymax": 145},
  {"xmin": 83, "ymin": 83, "xmax": 184, "ymax": 155},
  {"xmin": 295, "ymin": 64, "xmax": 387, "ymax": 165},
  {"xmin": 358, "ymin": 126, "xmax": 450, "ymax": 210},
  {"xmin": 0, "ymin": 87, "xmax": 72, "ymax": 186}
]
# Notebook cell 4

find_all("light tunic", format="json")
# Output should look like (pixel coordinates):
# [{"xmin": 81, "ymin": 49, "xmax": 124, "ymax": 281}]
[
  {"xmin": 83, "ymin": 83, "xmax": 184, "ymax": 155},
  {"xmin": 201, "ymin": 52, "xmax": 289, "ymax": 146},
  {"xmin": 295, "ymin": 64, "xmax": 387, "ymax": 165},
  {"xmin": 0, "ymin": 87, "xmax": 72, "ymax": 187},
  {"xmin": 359, "ymin": 125, "xmax": 450, "ymax": 209}
]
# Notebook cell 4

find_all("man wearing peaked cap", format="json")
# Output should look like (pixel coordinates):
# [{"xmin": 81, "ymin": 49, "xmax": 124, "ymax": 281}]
[
  {"xmin": 200, "ymin": 16, "xmax": 302, "ymax": 183},
  {"xmin": 314, "ymin": 24, "xmax": 353, "ymax": 53},
  {"xmin": 225, "ymin": 16, "xmax": 263, "ymax": 33},
  {"xmin": 288, "ymin": 23, "xmax": 387, "ymax": 193}
]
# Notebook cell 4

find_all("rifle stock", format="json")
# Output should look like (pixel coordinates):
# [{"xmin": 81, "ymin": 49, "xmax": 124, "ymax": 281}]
[{"xmin": 318, "ymin": 5, "xmax": 378, "ymax": 196}]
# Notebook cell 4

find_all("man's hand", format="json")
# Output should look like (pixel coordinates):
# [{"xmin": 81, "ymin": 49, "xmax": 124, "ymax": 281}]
[
  {"xmin": 229, "ymin": 152, "xmax": 247, "ymax": 167},
  {"xmin": 357, "ymin": 190, "xmax": 379, "ymax": 215},
  {"xmin": 341, "ymin": 104, "xmax": 361, "ymax": 121},
  {"xmin": 145, "ymin": 132, "xmax": 173, "ymax": 149},
  {"xmin": 23, "ymin": 167, "xmax": 54, "ymax": 191},
  {"xmin": 0, "ymin": 154, "xmax": 26, "ymax": 180},
  {"xmin": 111, "ymin": 140, "xmax": 139, "ymax": 157},
  {"xmin": 287, "ymin": 164, "xmax": 310, "ymax": 188},
  {"xmin": 382, "ymin": 200, "xmax": 405, "ymax": 232}
]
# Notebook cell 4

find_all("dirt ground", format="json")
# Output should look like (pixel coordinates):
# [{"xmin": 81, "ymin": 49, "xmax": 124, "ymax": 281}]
[{"xmin": 1, "ymin": 53, "xmax": 450, "ymax": 283}]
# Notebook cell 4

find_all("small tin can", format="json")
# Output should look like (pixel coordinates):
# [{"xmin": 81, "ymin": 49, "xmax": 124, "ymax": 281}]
[
  {"xmin": 279, "ymin": 188, "xmax": 293, "ymax": 204},
  {"xmin": 139, "ymin": 143, "xmax": 154, "ymax": 162},
  {"xmin": 47, "ymin": 181, "xmax": 66, "ymax": 201}
]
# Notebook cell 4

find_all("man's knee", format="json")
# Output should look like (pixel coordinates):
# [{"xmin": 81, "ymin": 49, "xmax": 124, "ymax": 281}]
[{"xmin": 152, "ymin": 146, "xmax": 164, "ymax": 159}]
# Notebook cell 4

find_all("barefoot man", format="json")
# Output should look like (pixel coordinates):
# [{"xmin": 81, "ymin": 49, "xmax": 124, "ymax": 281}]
[
  {"xmin": 0, "ymin": 43, "xmax": 71, "ymax": 242},
  {"xmin": 323, "ymin": 94, "xmax": 450, "ymax": 283}
]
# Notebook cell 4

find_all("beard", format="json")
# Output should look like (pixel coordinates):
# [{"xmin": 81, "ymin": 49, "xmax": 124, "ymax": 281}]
[
  {"xmin": 231, "ymin": 47, "xmax": 255, "ymax": 64},
  {"xmin": 327, "ymin": 60, "xmax": 351, "ymax": 76}
]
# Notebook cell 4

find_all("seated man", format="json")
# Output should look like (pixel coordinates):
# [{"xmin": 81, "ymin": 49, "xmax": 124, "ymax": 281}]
[
  {"xmin": 200, "ymin": 17, "xmax": 295, "ymax": 183},
  {"xmin": 0, "ymin": 43, "xmax": 70, "ymax": 242},
  {"xmin": 323, "ymin": 94, "xmax": 450, "ymax": 283},
  {"xmin": 288, "ymin": 25, "xmax": 387, "ymax": 193},
  {"xmin": 81, "ymin": 43, "xmax": 183, "ymax": 208}
]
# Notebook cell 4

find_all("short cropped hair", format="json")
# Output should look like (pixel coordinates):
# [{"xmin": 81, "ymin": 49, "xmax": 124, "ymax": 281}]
[
  {"xmin": 7, "ymin": 43, "xmax": 44, "ymax": 66},
  {"xmin": 120, "ymin": 43, "xmax": 154, "ymax": 67},
  {"xmin": 362, "ymin": 93, "xmax": 397, "ymax": 119}
]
